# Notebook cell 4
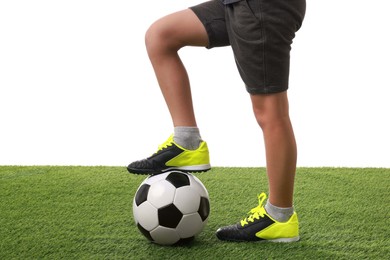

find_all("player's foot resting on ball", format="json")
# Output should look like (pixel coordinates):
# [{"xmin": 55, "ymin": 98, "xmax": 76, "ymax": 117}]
[
  {"xmin": 127, "ymin": 135, "xmax": 211, "ymax": 175},
  {"xmin": 216, "ymin": 193, "xmax": 300, "ymax": 242}
]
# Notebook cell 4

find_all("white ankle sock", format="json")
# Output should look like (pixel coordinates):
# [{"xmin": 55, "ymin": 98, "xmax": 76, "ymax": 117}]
[
  {"xmin": 265, "ymin": 200, "xmax": 294, "ymax": 223},
  {"xmin": 173, "ymin": 126, "xmax": 202, "ymax": 150}
]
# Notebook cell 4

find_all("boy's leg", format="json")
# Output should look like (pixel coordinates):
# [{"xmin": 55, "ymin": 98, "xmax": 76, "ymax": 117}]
[
  {"xmin": 145, "ymin": 9, "xmax": 209, "ymax": 127},
  {"xmin": 250, "ymin": 92, "xmax": 297, "ymax": 208},
  {"xmin": 128, "ymin": 2, "xmax": 228, "ymax": 175},
  {"xmin": 216, "ymin": 0, "xmax": 305, "ymax": 242},
  {"xmin": 216, "ymin": 91, "xmax": 299, "ymax": 242}
]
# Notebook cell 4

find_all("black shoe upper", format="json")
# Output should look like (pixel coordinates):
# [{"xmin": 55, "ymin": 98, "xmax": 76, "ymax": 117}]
[
  {"xmin": 216, "ymin": 214, "xmax": 275, "ymax": 242},
  {"xmin": 127, "ymin": 144, "xmax": 184, "ymax": 175}
]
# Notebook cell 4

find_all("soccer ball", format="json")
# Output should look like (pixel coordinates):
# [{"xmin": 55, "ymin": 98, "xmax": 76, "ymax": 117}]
[{"xmin": 132, "ymin": 171, "xmax": 210, "ymax": 245}]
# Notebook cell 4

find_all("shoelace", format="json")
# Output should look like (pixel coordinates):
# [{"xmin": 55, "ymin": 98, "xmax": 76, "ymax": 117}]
[
  {"xmin": 153, "ymin": 135, "xmax": 174, "ymax": 155},
  {"xmin": 240, "ymin": 192, "xmax": 267, "ymax": 227}
]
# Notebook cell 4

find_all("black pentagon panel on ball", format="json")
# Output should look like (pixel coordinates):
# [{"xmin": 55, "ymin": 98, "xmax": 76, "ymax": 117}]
[
  {"xmin": 135, "ymin": 184, "xmax": 150, "ymax": 206},
  {"xmin": 165, "ymin": 171, "xmax": 190, "ymax": 188},
  {"xmin": 198, "ymin": 197, "xmax": 210, "ymax": 221},
  {"xmin": 158, "ymin": 204, "xmax": 183, "ymax": 228},
  {"xmin": 137, "ymin": 223, "xmax": 154, "ymax": 242}
]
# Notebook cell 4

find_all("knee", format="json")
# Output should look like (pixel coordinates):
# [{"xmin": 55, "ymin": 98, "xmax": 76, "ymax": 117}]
[
  {"xmin": 251, "ymin": 92, "xmax": 291, "ymax": 130},
  {"xmin": 253, "ymin": 109, "xmax": 269, "ymax": 130},
  {"xmin": 253, "ymin": 106, "xmax": 291, "ymax": 131},
  {"xmin": 144, "ymin": 23, "xmax": 161, "ymax": 57},
  {"xmin": 145, "ymin": 21, "xmax": 180, "ymax": 57}
]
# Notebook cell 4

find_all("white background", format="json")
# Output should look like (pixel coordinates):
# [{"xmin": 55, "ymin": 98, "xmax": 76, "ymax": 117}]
[{"xmin": 1, "ymin": 0, "xmax": 389, "ymax": 167}]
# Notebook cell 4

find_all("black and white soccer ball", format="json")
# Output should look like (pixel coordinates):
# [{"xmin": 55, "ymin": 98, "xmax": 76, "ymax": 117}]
[{"xmin": 133, "ymin": 171, "xmax": 210, "ymax": 245}]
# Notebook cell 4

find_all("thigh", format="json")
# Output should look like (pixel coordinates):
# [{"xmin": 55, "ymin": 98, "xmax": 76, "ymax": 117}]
[{"xmin": 147, "ymin": 9, "xmax": 209, "ymax": 49}]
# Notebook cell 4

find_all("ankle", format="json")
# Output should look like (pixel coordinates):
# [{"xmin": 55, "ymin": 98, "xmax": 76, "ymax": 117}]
[
  {"xmin": 265, "ymin": 200, "xmax": 294, "ymax": 223},
  {"xmin": 173, "ymin": 126, "xmax": 202, "ymax": 150}
]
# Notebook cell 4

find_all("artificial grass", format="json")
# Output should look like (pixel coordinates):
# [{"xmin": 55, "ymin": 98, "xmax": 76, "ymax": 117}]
[{"xmin": 0, "ymin": 166, "xmax": 389, "ymax": 259}]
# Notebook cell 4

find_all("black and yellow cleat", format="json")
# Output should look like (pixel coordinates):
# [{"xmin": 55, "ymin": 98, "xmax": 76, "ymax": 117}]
[
  {"xmin": 216, "ymin": 193, "xmax": 300, "ymax": 242},
  {"xmin": 127, "ymin": 135, "xmax": 211, "ymax": 175}
]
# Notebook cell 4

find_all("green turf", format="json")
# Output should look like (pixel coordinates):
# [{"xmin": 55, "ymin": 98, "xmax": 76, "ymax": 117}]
[{"xmin": 0, "ymin": 166, "xmax": 389, "ymax": 259}]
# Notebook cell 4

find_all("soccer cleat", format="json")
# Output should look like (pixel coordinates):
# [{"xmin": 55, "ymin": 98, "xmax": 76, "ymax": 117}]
[
  {"xmin": 127, "ymin": 135, "xmax": 211, "ymax": 175},
  {"xmin": 216, "ymin": 193, "xmax": 300, "ymax": 242}
]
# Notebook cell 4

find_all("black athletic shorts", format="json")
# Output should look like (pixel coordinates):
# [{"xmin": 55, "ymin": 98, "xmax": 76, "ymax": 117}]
[{"xmin": 190, "ymin": 0, "xmax": 306, "ymax": 94}]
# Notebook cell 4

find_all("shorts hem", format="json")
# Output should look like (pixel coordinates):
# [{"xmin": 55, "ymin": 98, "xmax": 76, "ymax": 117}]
[{"xmin": 246, "ymin": 86, "xmax": 288, "ymax": 95}]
